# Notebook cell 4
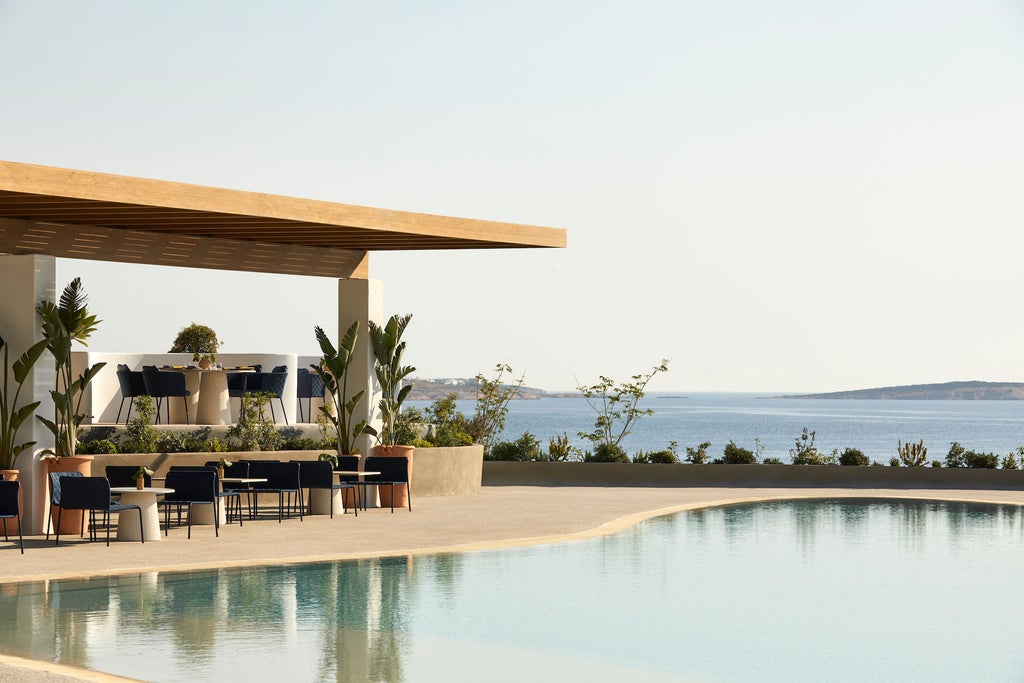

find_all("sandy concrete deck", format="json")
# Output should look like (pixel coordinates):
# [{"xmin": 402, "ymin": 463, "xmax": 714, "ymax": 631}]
[{"xmin": 2, "ymin": 486, "xmax": 1023, "ymax": 682}]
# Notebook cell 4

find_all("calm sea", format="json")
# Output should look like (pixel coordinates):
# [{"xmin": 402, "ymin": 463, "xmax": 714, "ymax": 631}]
[{"xmin": 408, "ymin": 393, "xmax": 1024, "ymax": 463}]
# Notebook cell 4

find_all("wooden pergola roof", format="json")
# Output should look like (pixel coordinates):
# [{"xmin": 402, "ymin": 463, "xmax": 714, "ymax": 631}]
[{"xmin": 0, "ymin": 161, "xmax": 566, "ymax": 278}]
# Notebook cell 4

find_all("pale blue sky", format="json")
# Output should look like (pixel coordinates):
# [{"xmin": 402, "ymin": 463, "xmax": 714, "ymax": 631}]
[{"xmin": 1, "ymin": 1, "xmax": 1022, "ymax": 392}]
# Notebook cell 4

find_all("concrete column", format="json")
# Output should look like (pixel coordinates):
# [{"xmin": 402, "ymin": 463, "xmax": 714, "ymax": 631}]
[
  {"xmin": 338, "ymin": 278, "xmax": 383, "ymax": 456},
  {"xmin": 0, "ymin": 254, "xmax": 56, "ymax": 534}
]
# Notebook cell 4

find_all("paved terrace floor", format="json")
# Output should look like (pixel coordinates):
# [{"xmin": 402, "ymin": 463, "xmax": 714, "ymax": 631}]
[{"xmin": 2, "ymin": 486, "xmax": 1023, "ymax": 683}]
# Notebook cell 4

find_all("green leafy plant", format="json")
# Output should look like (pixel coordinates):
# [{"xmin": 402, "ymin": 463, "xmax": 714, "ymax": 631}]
[
  {"xmin": 547, "ymin": 432, "xmax": 573, "ymax": 462},
  {"xmin": 576, "ymin": 359, "xmax": 669, "ymax": 450},
  {"xmin": 720, "ymin": 441, "xmax": 756, "ymax": 464},
  {"xmin": 312, "ymin": 322, "xmax": 375, "ymax": 456},
  {"xmin": 0, "ymin": 335, "xmax": 48, "ymax": 469},
  {"xmin": 318, "ymin": 452, "xmax": 339, "ymax": 468},
  {"xmin": 368, "ymin": 314, "xmax": 415, "ymax": 447},
  {"xmin": 1004, "ymin": 448, "xmax": 1023, "ymax": 470},
  {"xmin": 487, "ymin": 432, "xmax": 543, "ymax": 461},
  {"xmin": 685, "ymin": 441, "xmax": 712, "ymax": 464},
  {"xmin": 838, "ymin": 447, "xmax": 870, "ymax": 467},
  {"xmin": 425, "ymin": 394, "xmax": 473, "ymax": 447},
  {"xmin": 588, "ymin": 442, "xmax": 629, "ymax": 463},
  {"xmin": 76, "ymin": 438, "xmax": 117, "ymax": 455},
  {"xmin": 896, "ymin": 439, "xmax": 928, "ymax": 467},
  {"xmin": 133, "ymin": 465, "xmax": 153, "ymax": 481},
  {"xmin": 945, "ymin": 442, "xmax": 998, "ymax": 469},
  {"xmin": 466, "ymin": 364, "xmax": 524, "ymax": 456},
  {"xmin": 121, "ymin": 395, "xmax": 159, "ymax": 453},
  {"xmin": 790, "ymin": 428, "xmax": 835, "ymax": 465},
  {"xmin": 762, "ymin": 457, "xmax": 784, "ymax": 464},
  {"xmin": 170, "ymin": 323, "xmax": 221, "ymax": 356},
  {"xmin": 35, "ymin": 278, "xmax": 105, "ymax": 458},
  {"xmin": 226, "ymin": 392, "xmax": 282, "ymax": 451},
  {"xmin": 633, "ymin": 441, "xmax": 680, "ymax": 464}
]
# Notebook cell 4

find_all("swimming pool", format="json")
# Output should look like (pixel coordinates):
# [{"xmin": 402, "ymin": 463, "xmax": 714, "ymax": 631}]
[{"xmin": 1, "ymin": 499, "xmax": 1021, "ymax": 682}]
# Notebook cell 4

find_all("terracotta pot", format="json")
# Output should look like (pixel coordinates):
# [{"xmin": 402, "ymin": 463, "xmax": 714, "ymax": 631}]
[
  {"xmin": 135, "ymin": 477, "xmax": 145, "ymax": 490},
  {"xmin": 198, "ymin": 358, "xmax": 212, "ymax": 369},
  {"xmin": 0, "ymin": 470, "xmax": 23, "ymax": 534},
  {"xmin": 370, "ymin": 445, "xmax": 414, "ymax": 508},
  {"xmin": 47, "ymin": 455, "xmax": 94, "ymax": 535}
]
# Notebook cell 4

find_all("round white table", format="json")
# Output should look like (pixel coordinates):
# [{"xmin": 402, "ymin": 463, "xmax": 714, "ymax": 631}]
[{"xmin": 110, "ymin": 487, "xmax": 173, "ymax": 541}]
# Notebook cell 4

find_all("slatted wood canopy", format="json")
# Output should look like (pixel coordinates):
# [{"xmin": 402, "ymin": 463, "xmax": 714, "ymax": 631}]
[{"xmin": 0, "ymin": 161, "xmax": 566, "ymax": 278}]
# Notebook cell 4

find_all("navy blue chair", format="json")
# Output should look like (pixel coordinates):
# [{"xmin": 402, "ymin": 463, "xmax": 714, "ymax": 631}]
[
  {"xmin": 363, "ymin": 456, "xmax": 412, "ymax": 513},
  {"xmin": 142, "ymin": 367, "xmax": 192, "ymax": 424},
  {"xmin": 297, "ymin": 460, "xmax": 355, "ymax": 518},
  {"xmin": 296, "ymin": 369, "xmax": 326, "ymax": 423},
  {"xmin": 46, "ymin": 471, "xmax": 83, "ymax": 540},
  {"xmin": 115, "ymin": 364, "xmax": 148, "ymax": 424},
  {"xmin": 160, "ymin": 469, "xmax": 219, "ymax": 538},
  {"xmin": 258, "ymin": 371, "xmax": 289, "ymax": 425},
  {"xmin": 0, "ymin": 480, "xmax": 24, "ymax": 553},
  {"xmin": 249, "ymin": 461, "xmax": 303, "ymax": 522},
  {"xmin": 55, "ymin": 476, "xmax": 144, "ymax": 546},
  {"xmin": 210, "ymin": 460, "xmax": 254, "ymax": 520}
]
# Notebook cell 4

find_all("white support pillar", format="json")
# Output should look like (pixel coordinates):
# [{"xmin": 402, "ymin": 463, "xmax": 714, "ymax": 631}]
[
  {"xmin": 338, "ymin": 278, "xmax": 383, "ymax": 456},
  {"xmin": 0, "ymin": 254, "xmax": 56, "ymax": 534}
]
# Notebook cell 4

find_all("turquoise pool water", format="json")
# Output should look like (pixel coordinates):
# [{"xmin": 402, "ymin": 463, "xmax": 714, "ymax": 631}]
[{"xmin": 1, "ymin": 499, "xmax": 1022, "ymax": 682}]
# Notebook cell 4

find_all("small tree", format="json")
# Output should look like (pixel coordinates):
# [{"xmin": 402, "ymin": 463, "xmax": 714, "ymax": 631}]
[
  {"xmin": 425, "ymin": 394, "xmax": 473, "ymax": 447},
  {"xmin": 576, "ymin": 359, "xmax": 669, "ymax": 450},
  {"xmin": 466, "ymin": 364, "xmax": 524, "ymax": 456},
  {"xmin": 169, "ymin": 323, "xmax": 221, "ymax": 357}
]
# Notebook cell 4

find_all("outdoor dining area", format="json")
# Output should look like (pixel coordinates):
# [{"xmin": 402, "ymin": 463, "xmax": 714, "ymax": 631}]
[
  {"xmin": 79, "ymin": 352, "xmax": 329, "ymax": 427},
  {"xmin": 36, "ymin": 455, "xmax": 411, "ymax": 550}
]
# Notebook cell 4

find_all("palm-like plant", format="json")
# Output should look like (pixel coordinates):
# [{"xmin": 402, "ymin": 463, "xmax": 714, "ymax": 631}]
[
  {"xmin": 368, "ymin": 314, "xmax": 415, "ymax": 447},
  {"xmin": 35, "ymin": 278, "xmax": 105, "ymax": 458},
  {"xmin": 0, "ymin": 336, "xmax": 49, "ymax": 469},
  {"xmin": 312, "ymin": 322, "xmax": 376, "ymax": 456}
]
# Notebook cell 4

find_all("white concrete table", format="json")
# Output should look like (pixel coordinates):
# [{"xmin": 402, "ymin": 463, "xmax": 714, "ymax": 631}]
[
  {"xmin": 165, "ymin": 368, "xmax": 250, "ymax": 425},
  {"xmin": 214, "ymin": 477, "xmax": 266, "ymax": 522},
  {"xmin": 111, "ymin": 487, "xmax": 173, "ymax": 542}
]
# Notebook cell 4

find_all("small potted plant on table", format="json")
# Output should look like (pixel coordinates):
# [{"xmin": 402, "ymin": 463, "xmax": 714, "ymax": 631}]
[{"xmin": 133, "ymin": 465, "xmax": 154, "ymax": 489}]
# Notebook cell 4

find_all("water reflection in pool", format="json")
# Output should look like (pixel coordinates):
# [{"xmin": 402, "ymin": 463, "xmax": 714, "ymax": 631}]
[{"xmin": 0, "ymin": 499, "xmax": 1022, "ymax": 682}]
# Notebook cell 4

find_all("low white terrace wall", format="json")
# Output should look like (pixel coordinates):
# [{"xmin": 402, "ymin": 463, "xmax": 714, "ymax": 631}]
[{"xmin": 74, "ymin": 352, "xmax": 299, "ymax": 425}]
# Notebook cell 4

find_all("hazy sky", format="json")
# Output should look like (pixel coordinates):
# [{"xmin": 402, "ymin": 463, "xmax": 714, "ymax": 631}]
[{"xmin": 1, "ymin": 1, "xmax": 1022, "ymax": 393}]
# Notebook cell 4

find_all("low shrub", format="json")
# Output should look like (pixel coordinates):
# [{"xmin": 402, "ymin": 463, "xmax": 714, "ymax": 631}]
[
  {"xmin": 547, "ymin": 433, "xmax": 573, "ymax": 462},
  {"xmin": 931, "ymin": 460, "xmax": 942, "ymax": 468},
  {"xmin": 77, "ymin": 438, "xmax": 117, "ymax": 455},
  {"xmin": 762, "ymin": 457, "xmax": 784, "ymax": 465},
  {"xmin": 721, "ymin": 441, "xmax": 756, "ymax": 465},
  {"xmin": 487, "ymin": 432, "xmax": 543, "ymax": 462},
  {"xmin": 685, "ymin": 441, "xmax": 711, "ymax": 464},
  {"xmin": 945, "ymin": 442, "xmax": 998, "ymax": 469},
  {"xmin": 790, "ymin": 428, "xmax": 836, "ymax": 465},
  {"xmin": 838, "ymin": 447, "xmax": 869, "ymax": 467},
  {"xmin": 589, "ymin": 442, "xmax": 629, "ymax": 463},
  {"xmin": 633, "ymin": 443, "xmax": 680, "ymax": 464}
]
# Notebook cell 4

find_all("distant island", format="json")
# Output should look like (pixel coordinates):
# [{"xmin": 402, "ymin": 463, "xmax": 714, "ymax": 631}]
[
  {"xmin": 406, "ymin": 378, "xmax": 575, "ymax": 401},
  {"xmin": 779, "ymin": 381, "xmax": 1024, "ymax": 400}
]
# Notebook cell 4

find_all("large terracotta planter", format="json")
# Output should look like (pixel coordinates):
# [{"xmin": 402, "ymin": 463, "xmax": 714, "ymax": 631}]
[
  {"xmin": 0, "ymin": 470, "xmax": 23, "ymax": 534},
  {"xmin": 46, "ymin": 455, "xmax": 94, "ymax": 535},
  {"xmin": 370, "ymin": 445, "xmax": 414, "ymax": 508}
]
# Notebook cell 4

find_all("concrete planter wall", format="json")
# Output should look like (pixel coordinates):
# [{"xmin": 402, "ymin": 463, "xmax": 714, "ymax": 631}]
[
  {"xmin": 91, "ymin": 444, "xmax": 483, "ymax": 497},
  {"xmin": 482, "ymin": 461, "xmax": 1024, "ymax": 490}
]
